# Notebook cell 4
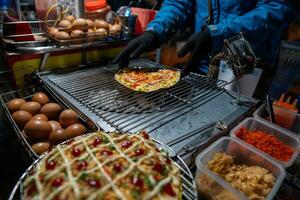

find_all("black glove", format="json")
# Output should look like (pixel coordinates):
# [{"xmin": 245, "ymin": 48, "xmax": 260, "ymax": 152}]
[
  {"xmin": 113, "ymin": 31, "xmax": 160, "ymax": 68},
  {"xmin": 177, "ymin": 30, "xmax": 212, "ymax": 73}
]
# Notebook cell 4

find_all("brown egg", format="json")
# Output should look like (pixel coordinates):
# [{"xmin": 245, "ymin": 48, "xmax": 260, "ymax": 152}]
[
  {"xmin": 72, "ymin": 18, "xmax": 88, "ymax": 31},
  {"xmin": 70, "ymin": 29, "xmax": 84, "ymax": 39},
  {"xmin": 32, "ymin": 92, "xmax": 49, "ymax": 106},
  {"xmin": 49, "ymin": 129, "xmax": 70, "ymax": 145},
  {"xmin": 48, "ymin": 120, "xmax": 62, "ymax": 132},
  {"xmin": 95, "ymin": 28, "xmax": 108, "ymax": 38},
  {"xmin": 32, "ymin": 114, "xmax": 48, "ymax": 121},
  {"xmin": 20, "ymin": 101, "xmax": 41, "ymax": 115},
  {"xmin": 48, "ymin": 27, "xmax": 59, "ymax": 37},
  {"xmin": 55, "ymin": 31, "xmax": 70, "ymax": 40},
  {"xmin": 65, "ymin": 123, "xmax": 87, "ymax": 138},
  {"xmin": 86, "ymin": 19, "xmax": 95, "ymax": 29},
  {"xmin": 31, "ymin": 141, "xmax": 50, "ymax": 155},
  {"xmin": 24, "ymin": 119, "xmax": 52, "ymax": 140},
  {"xmin": 40, "ymin": 103, "xmax": 62, "ymax": 120},
  {"xmin": 109, "ymin": 24, "xmax": 121, "ymax": 36},
  {"xmin": 12, "ymin": 110, "xmax": 32, "ymax": 128},
  {"xmin": 58, "ymin": 19, "xmax": 72, "ymax": 29},
  {"xmin": 94, "ymin": 19, "xmax": 109, "ymax": 30},
  {"xmin": 7, "ymin": 98, "xmax": 26, "ymax": 113},
  {"xmin": 63, "ymin": 15, "xmax": 75, "ymax": 23},
  {"xmin": 59, "ymin": 109, "xmax": 78, "ymax": 127}
]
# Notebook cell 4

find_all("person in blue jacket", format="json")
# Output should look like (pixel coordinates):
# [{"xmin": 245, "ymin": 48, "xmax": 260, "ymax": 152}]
[{"xmin": 113, "ymin": 0, "xmax": 291, "ymax": 74}]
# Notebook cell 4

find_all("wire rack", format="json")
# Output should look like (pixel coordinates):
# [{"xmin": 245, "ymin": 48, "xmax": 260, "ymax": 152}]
[
  {"xmin": 8, "ymin": 133, "xmax": 198, "ymax": 200},
  {"xmin": 43, "ymin": 60, "xmax": 227, "ymax": 134},
  {"xmin": 0, "ymin": 87, "xmax": 98, "ymax": 160}
]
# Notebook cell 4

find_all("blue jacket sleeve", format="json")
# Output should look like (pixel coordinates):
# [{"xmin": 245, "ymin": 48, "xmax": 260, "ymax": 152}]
[
  {"xmin": 146, "ymin": 0, "xmax": 194, "ymax": 42},
  {"xmin": 207, "ymin": 0, "xmax": 291, "ymax": 52}
]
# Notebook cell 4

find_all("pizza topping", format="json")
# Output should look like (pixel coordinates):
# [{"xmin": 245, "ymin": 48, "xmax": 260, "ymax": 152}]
[
  {"xmin": 22, "ymin": 131, "xmax": 181, "ymax": 199},
  {"xmin": 76, "ymin": 160, "xmax": 88, "ymax": 171},
  {"xmin": 132, "ymin": 175, "xmax": 144, "ymax": 189},
  {"xmin": 27, "ymin": 184, "xmax": 37, "ymax": 196},
  {"xmin": 87, "ymin": 179, "xmax": 101, "ymax": 188},
  {"xmin": 163, "ymin": 183, "xmax": 176, "ymax": 197},
  {"xmin": 101, "ymin": 150, "xmax": 113, "ymax": 156},
  {"xmin": 46, "ymin": 160, "xmax": 56, "ymax": 170},
  {"xmin": 52, "ymin": 178, "xmax": 63, "ymax": 187},
  {"xmin": 141, "ymin": 131, "xmax": 149, "ymax": 139},
  {"xmin": 122, "ymin": 140, "xmax": 133, "ymax": 148},
  {"xmin": 72, "ymin": 148, "xmax": 81, "ymax": 157},
  {"xmin": 113, "ymin": 163, "xmax": 123, "ymax": 173},
  {"xmin": 135, "ymin": 148, "xmax": 145, "ymax": 156},
  {"xmin": 153, "ymin": 163, "xmax": 164, "ymax": 173},
  {"xmin": 93, "ymin": 137, "xmax": 101, "ymax": 147},
  {"xmin": 67, "ymin": 139, "xmax": 74, "ymax": 145},
  {"xmin": 165, "ymin": 157, "xmax": 171, "ymax": 165}
]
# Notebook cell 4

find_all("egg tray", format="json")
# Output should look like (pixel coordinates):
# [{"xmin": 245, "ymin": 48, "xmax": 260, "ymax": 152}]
[
  {"xmin": 8, "ymin": 132, "xmax": 198, "ymax": 200},
  {"xmin": 0, "ymin": 86, "xmax": 99, "ymax": 161},
  {"xmin": 46, "ymin": 29, "xmax": 121, "ymax": 46}
]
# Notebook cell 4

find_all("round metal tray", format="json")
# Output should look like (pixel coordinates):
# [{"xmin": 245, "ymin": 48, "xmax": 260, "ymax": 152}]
[{"xmin": 9, "ymin": 132, "xmax": 198, "ymax": 200}]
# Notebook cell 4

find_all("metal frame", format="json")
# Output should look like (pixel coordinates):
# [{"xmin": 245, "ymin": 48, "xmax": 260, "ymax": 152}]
[{"xmin": 0, "ymin": 86, "xmax": 99, "ymax": 160}]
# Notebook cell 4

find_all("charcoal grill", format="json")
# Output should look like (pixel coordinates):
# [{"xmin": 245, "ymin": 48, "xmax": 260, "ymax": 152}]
[{"xmin": 37, "ymin": 59, "xmax": 256, "ymax": 155}]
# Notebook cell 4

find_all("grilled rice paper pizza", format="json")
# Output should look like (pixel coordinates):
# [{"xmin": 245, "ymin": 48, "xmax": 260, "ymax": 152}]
[
  {"xmin": 22, "ymin": 131, "xmax": 181, "ymax": 200},
  {"xmin": 115, "ymin": 68, "xmax": 181, "ymax": 92}
]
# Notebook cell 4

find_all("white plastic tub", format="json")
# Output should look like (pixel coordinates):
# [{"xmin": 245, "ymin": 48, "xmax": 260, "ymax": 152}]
[{"xmin": 196, "ymin": 137, "xmax": 286, "ymax": 200}]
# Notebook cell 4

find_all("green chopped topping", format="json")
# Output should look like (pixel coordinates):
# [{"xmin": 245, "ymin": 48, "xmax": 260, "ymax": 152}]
[
  {"xmin": 79, "ymin": 172, "xmax": 88, "ymax": 180},
  {"xmin": 132, "ymin": 190, "xmax": 140, "ymax": 199},
  {"xmin": 102, "ymin": 136, "xmax": 109, "ymax": 143},
  {"xmin": 144, "ymin": 176, "xmax": 154, "ymax": 189},
  {"xmin": 108, "ymin": 144, "xmax": 115, "ymax": 150}
]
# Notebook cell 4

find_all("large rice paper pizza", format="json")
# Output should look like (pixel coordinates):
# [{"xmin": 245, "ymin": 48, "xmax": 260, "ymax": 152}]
[
  {"xmin": 115, "ymin": 68, "xmax": 181, "ymax": 92},
  {"xmin": 22, "ymin": 131, "xmax": 181, "ymax": 200}
]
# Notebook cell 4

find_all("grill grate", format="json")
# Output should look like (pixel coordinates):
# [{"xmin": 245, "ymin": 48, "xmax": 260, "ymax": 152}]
[{"xmin": 45, "ymin": 60, "xmax": 227, "ymax": 134}]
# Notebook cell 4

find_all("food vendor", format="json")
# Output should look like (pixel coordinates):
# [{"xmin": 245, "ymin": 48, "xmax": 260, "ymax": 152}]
[{"xmin": 113, "ymin": 0, "xmax": 291, "ymax": 74}]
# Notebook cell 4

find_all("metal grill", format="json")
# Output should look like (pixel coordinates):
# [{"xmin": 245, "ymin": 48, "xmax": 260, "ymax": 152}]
[{"xmin": 44, "ymin": 60, "xmax": 227, "ymax": 134}]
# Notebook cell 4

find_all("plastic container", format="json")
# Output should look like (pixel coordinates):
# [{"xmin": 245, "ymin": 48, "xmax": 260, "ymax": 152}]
[
  {"xmin": 231, "ymin": 117, "xmax": 300, "ymax": 167},
  {"xmin": 131, "ymin": 7, "xmax": 156, "ymax": 35},
  {"xmin": 254, "ymin": 103, "xmax": 300, "ymax": 134},
  {"xmin": 84, "ymin": 0, "xmax": 111, "ymax": 20},
  {"xmin": 196, "ymin": 137, "xmax": 286, "ymax": 200}
]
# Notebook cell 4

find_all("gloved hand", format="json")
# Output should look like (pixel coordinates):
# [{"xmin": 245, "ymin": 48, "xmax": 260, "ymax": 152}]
[
  {"xmin": 113, "ymin": 31, "xmax": 160, "ymax": 68},
  {"xmin": 177, "ymin": 30, "xmax": 212, "ymax": 73}
]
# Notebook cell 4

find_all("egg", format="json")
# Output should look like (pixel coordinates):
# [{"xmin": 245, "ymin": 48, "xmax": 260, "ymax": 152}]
[
  {"xmin": 94, "ymin": 19, "xmax": 109, "ymax": 30},
  {"xmin": 109, "ymin": 24, "xmax": 121, "ymax": 36},
  {"xmin": 49, "ymin": 129, "xmax": 70, "ymax": 145},
  {"xmin": 95, "ymin": 28, "xmax": 108, "ymax": 38},
  {"xmin": 63, "ymin": 15, "xmax": 75, "ymax": 23},
  {"xmin": 48, "ymin": 120, "xmax": 62, "ymax": 132},
  {"xmin": 65, "ymin": 123, "xmax": 87, "ymax": 138},
  {"xmin": 12, "ymin": 110, "xmax": 32, "ymax": 128},
  {"xmin": 20, "ymin": 101, "xmax": 41, "ymax": 115},
  {"xmin": 86, "ymin": 19, "xmax": 95, "ymax": 29},
  {"xmin": 7, "ymin": 98, "xmax": 26, "ymax": 113},
  {"xmin": 24, "ymin": 119, "xmax": 52, "ymax": 140},
  {"xmin": 32, "ymin": 114, "xmax": 48, "ymax": 121},
  {"xmin": 58, "ymin": 19, "xmax": 72, "ymax": 29},
  {"xmin": 55, "ymin": 31, "xmax": 70, "ymax": 40},
  {"xmin": 48, "ymin": 27, "xmax": 59, "ymax": 37},
  {"xmin": 31, "ymin": 141, "xmax": 50, "ymax": 155},
  {"xmin": 70, "ymin": 29, "xmax": 84, "ymax": 39},
  {"xmin": 32, "ymin": 92, "xmax": 49, "ymax": 106},
  {"xmin": 40, "ymin": 103, "xmax": 62, "ymax": 120},
  {"xmin": 59, "ymin": 109, "xmax": 78, "ymax": 127},
  {"xmin": 72, "ymin": 18, "xmax": 88, "ymax": 31}
]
